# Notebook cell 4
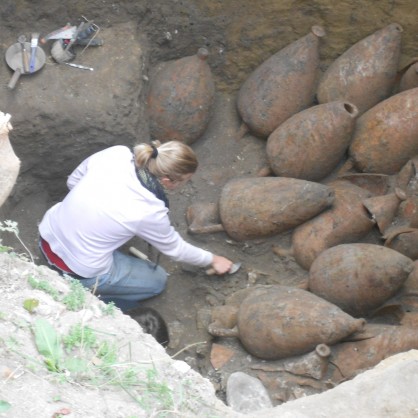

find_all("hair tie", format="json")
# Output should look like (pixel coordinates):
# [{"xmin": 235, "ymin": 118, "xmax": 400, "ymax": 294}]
[{"xmin": 151, "ymin": 145, "xmax": 158, "ymax": 159}]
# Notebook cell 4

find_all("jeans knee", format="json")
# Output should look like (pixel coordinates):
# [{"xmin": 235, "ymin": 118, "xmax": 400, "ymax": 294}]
[{"xmin": 153, "ymin": 265, "xmax": 168, "ymax": 294}]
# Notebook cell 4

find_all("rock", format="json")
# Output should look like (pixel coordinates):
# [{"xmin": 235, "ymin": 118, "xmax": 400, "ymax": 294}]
[
  {"xmin": 226, "ymin": 371, "xmax": 273, "ymax": 413},
  {"xmin": 256, "ymin": 350, "xmax": 418, "ymax": 418},
  {"xmin": 0, "ymin": 112, "xmax": 20, "ymax": 208}
]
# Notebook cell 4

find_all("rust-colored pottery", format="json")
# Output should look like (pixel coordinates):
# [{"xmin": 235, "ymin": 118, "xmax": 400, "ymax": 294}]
[
  {"xmin": 219, "ymin": 177, "xmax": 334, "ymax": 241},
  {"xmin": 399, "ymin": 60, "xmax": 418, "ymax": 92},
  {"xmin": 208, "ymin": 285, "xmax": 365, "ymax": 360},
  {"xmin": 336, "ymin": 173, "xmax": 392, "ymax": 196},
  {"xmin": 317, "ymin": 23, "xmax": 402, "ymax": 114},
  {"xmin": 292, "ymin": 180, "xmax": 375, "ymax": 270},
  {"xmin": 186, "ymin": 202, "xmax": 224, "ymax": 234},
  {"xmin": 251, "ymin": 344, "xmax": 331, "ymax": 381},
  {"xmin": 309, "ymin": 243, "xmax": 414, "ymax": 317},
  {"xmin": 266, "ymin": 101, "xmax": 358, "ymax": 181},
  {"xmin": 330, "ymin": 324, "xmax": 418, "ymax": 383},
  {"xmin": 237, "ymin": 25, "xmax": 325, "ymax": 138},
  {"xmin": 349, "ymin": 87, "xmax": 418, "ymax": 174},
  {"xmin": 397, "ymin": 196, "xmax": 418, "ymax": 228},
  {"xmin": 395, "ymin": 159, "xmax": 417, "ymax": 190},
  {"xmin": 362, "ymin": 188, "xmax": 406, "ymax": 234},
  {"xmin": 384, "ymin": 227, "xmax": 418, "ymax": 260},
  {"xmin": 147, "ymin": 48, "xmax": 215, "ymax": 144}
]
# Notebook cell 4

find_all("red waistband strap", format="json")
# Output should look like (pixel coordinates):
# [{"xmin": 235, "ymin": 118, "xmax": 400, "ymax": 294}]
[{"xmin": 40, "ymin": 238, "xmax": 75, "ymax": 274}]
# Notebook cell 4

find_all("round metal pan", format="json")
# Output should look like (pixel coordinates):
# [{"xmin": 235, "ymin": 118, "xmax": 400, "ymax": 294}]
[{"xmin": 5, "ymin": 41, "xmax": 46, "ymax": 89}]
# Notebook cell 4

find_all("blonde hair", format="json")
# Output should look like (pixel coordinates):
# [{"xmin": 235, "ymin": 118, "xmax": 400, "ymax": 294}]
[{"xmin": 133, "ymin": 140, "xmax": 198, "ymax": 181}]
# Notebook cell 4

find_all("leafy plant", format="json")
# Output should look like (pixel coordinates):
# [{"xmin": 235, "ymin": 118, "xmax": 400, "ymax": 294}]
[
  {"xmin": 0, "ymin": 400, "xmax": 11, "ymax": 412},
  {"xmin": 135, "ymin": 367, "xmax": 174, "ymax": 412},
  {"xmin": 0, "ymin": 241, "xmax": 12, "ymax": 253},
  {"xmin": 28, "ymin": 276, "xmax": 60, "ymax": 300},
  {"xmin": 61, "ymin": 276, "xmax": 86, "ymax": 311},
  {"xmin": 0, "ymin": 220, "xmax": 34, "ymax": 263},
  {"xmin": 32, "ymin": 318, "xmax": 63, "ymax": 372},
  {"xmin": 28, "ymin": 275, "xmax": 88, "ymax": 312},
  {"xmin": 100, "ymin": 301, "xmax": 117, "ymax": 316},
  {"xmin": 23, "ymin": 298, "xmax": 39, "ymax": 313},
  {"xmin": 63, "ymin": 323, "xmax": 97, "ymax": 351}
]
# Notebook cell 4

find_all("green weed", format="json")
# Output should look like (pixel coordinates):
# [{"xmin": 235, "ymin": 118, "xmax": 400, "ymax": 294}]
[
  {"xmin": 0, "ymin": 220, "xmax": 34, "ymax": 263},
  {"xmin": 28, "ymin": 276, "xmax": 60, "ymax": 300},
  {"xmin": 100, "ymin": 301, "xmax": 117, "ymax": 316},
  {"xmin": 61, "ymin": 276, "xmax": 86, "ymax": 311},
  {"xmin": 63, "ymin": 323, "xmax": 97, "ymax": 351},
  {"xmin": 28, "ymin": 275, "xmax": 88, "ymax": 311}
]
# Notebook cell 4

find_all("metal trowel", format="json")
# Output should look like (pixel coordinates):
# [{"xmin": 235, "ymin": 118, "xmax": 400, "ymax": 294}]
[{"xmin": 205, "ymin": 262, "xmax": 242, "ymax": 276}]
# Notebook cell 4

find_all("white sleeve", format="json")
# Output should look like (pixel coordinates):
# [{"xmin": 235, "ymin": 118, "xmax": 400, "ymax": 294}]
[
  {"xmin": 137, "ymin": 207, "xmax": 213, "ymax": 267},
  {"xmin": 67, "ymin": 157, "xmax": 90, "ymax": 190}
]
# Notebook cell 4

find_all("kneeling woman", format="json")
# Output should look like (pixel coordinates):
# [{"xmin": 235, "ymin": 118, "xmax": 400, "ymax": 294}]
[{"xmin": 38, "ymin": 141, "xmax": 233, "ymax": 308}]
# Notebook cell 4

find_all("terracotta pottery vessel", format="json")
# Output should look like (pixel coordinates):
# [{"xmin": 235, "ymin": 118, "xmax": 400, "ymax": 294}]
[
  {"xmin": 208, "ymin": 285, "xmax": 365, "ymax": 360},
  {"xmin": 399, "ymin": 60, "xmax": 418, "ymax": 92},
  {"xmin": 309, "ymin": 243, "xmax": 414, "ymax": 317},
  {"xmin": 329, "ymin": 323, "xmax": 418, "ymax": 383},
  {"xmin": 291, "ymin": 180, "xmax": 375, "ymax": 270},
  {"xmin": 349, "ymin": 87, "xmax": 418, "ymax": 174},
  {"xmin": 218, "ymin": 177, "xmax": 334, "ymax": 241},
  {"xmin": 335, "ymin": 173, "xmax": 393, "ymax": 196},
  {"xmin": 237, "ymin": 25, "xmax": 326, "ymax": 138},
  {"xmin": 266, "ymin": 101, "xmax": 358, "ymax": 181},
  {"xmin": 337, "ymin": 158, "xmax": 417, "ymax": 195},
  {"xmin": 384, "ymin": 227, "xmax": 418, "ymax": 260},
  {"xmin": 317, "ymin": 23, "xmax": 403, "ymax": 115},
  {"xmin": 251, "ymin": 343, "xmax": 331, "ymax": 381},
  {"xmin": 147, "ymin": 48, "xmax": 215, "ymax": 144},
  {"xmin": 362, "ymin": 188, "xmax": 406, "ymax": 234},
  {"xmin": 397, "ymin": 196, "xmax": 418, "ymax": 228}
]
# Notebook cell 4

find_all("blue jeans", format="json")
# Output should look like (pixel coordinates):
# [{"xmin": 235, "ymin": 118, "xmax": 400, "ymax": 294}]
[
  {"xmin": 39, "ymin": 241, "xmax": 167, "ymax": 303},
  {"xmin": 81, "ymin": 251, "xmax": 168, "ymax": 301}
]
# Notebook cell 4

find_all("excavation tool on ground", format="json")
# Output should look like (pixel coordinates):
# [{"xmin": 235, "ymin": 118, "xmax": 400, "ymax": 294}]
[
  {"xmin": 44, "ymin": 16, "xmax": 103, "ymax": 65},
  {"xmin": 29, "ymin": 32, "xmax": 39, "ymax": 73},
  {"xmin": 18, "ymin": 35, "xmax": 30, "ymax": 73},
  {"xmin": 5, "ymin": 40, "xmax": 46, "ymax": 89}
]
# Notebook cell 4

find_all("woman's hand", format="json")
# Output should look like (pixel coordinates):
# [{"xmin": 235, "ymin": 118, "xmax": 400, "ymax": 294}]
[{"xmin": 210, "ymin": 255, "xmax": 234, "ymax": 275}]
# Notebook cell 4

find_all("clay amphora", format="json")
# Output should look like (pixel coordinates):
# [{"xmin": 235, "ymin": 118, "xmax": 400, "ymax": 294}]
[
  {"xmin": 399, "ymin": 60, "xmax": 418, "ymax": 92},
  {"xmin": 266, "ymin": 101, "xmax": 358, "ymax": 181},
  {"xmin": 291, "ymin": 180, "xmax": 375, "ymax": 270},
  {"xmin": 147, "ymin": 48, "xmax": 215, "ymax": 144},
  {"xmin": 251, "ymin": 344, "xmax": 331, "ymax": 381},
  {"xmin": 349, "ymin": 87, "xmax": 418, "ymax": 174},
  {"xmin": 218, "ymin": 177, "xmax": 334, "ymax": 241},
  {"xmin": 384, "ymin": 227, "xmax": 418, "ymax": 260},
  {"xmin": 186, "ymin": 202, "xmax": 224, "ymax": 235},
  {"xmin": 329, "ymin": 323, "xmax": 418, "ymax": 383},
  {"xmin": 336, "ymin": 173, "xmax": 393, "ymax": 196},
  {"xmin": 309, "ymin": 243, "xmax": 414, "ymax": 317},
  {"xmin": 0, "ymin": 112, "xmax": 20, "ymax": 208},
  {"xmin": 337, "ymin": 158, "xmax": 416, "ymax": 196},
  {"xmin": 362, "ymin": 188, "xmax": 406, "ymax": 234},
  {"xmin": 237, "ymin": 25, "xmax": 326, "ymax": 138},
  {"xmin": 317, "ymin": 23, "xmax": 403, "ymax": 115},
  {"xmin": 397, "ymin": 196, "xmax": 418, "ymax": 228},
  {"xmin": 208, "ymin": 285, "xmax": 365, "ymax": 360}
]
